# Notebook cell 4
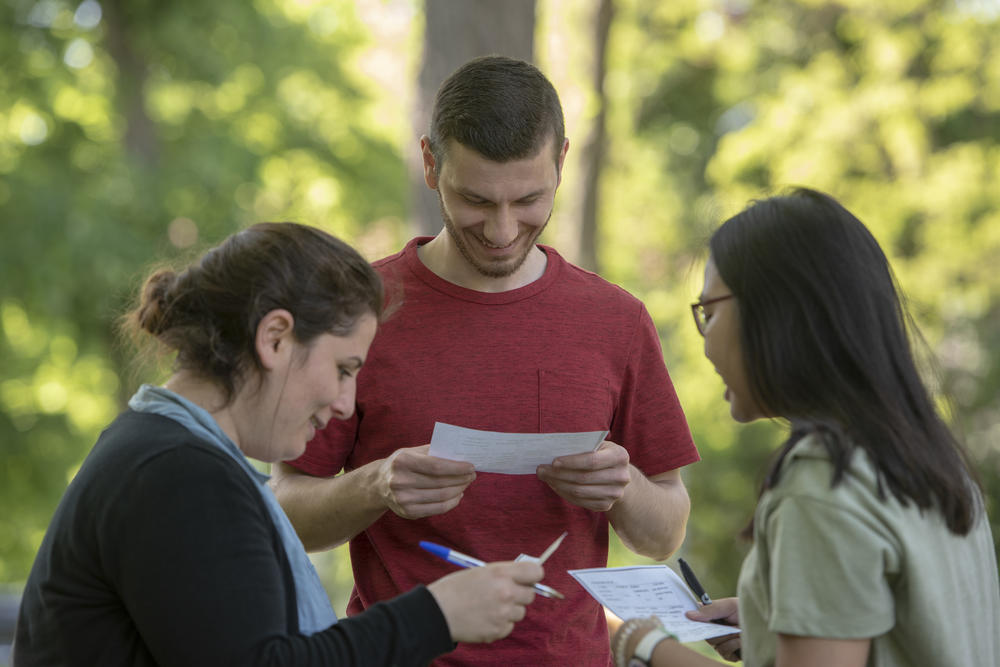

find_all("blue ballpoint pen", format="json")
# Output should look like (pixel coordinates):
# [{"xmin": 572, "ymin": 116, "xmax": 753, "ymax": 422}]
[{"xmin": 419, "ymin": 541, "xmax": 565, "ymax": 599}]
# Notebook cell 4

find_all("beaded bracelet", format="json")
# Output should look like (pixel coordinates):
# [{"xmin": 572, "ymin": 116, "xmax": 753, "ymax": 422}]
[{"xmin": 612, "ymin": 618, "xmax": 661, "ymax": 667}]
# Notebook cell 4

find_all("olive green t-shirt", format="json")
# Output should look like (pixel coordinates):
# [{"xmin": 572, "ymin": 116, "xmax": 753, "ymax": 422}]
[{"xmin": 737, "ymin": 433, "xmax": 1000, "ymax": 667}]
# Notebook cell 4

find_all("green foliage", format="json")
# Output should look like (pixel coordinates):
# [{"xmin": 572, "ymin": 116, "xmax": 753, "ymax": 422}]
[
  {"xmin": 0, "ymin": 0, "xmax": 409, "ymax": 581},
  {"xmin": 599, "ymin": 0, "xmax": 1000, "ymax": 594}
]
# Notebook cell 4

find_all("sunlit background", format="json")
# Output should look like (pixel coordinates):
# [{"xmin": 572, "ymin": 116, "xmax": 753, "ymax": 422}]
[{"xmin": 3, "ymin": 0, "xmax": 1000, "ymax": 663}]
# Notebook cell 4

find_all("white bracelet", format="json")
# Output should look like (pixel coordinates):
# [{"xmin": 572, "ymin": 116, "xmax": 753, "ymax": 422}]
[
  {"xmin": 613, "ymin": 619, "xmax": 643, "ymax": 667},
  {"xmin": 632, "ymin": 627, "xmax": 676, "ymax": 664}
]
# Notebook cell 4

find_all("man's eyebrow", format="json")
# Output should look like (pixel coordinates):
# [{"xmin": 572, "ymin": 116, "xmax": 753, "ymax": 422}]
[
  {"xmin": 515, "ymin": 189, "xmax": 547, "ymax": 200},
  {"xmin": 455, "ymin": 187, "xmax": 547, "ymax": 201}
]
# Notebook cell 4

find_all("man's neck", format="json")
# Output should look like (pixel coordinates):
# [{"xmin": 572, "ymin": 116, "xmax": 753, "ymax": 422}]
[{"xmin": 417, "ymin": 233, "xmax": 547, "ymax": 293}]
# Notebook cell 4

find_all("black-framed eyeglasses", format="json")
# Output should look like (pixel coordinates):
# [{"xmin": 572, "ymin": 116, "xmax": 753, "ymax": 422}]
[{"xmin": 690, "ymin": 294, "xmax": 733, "ymax": 336}]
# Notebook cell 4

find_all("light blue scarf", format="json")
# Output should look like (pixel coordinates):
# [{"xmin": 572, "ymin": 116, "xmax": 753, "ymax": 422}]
[{"xmin": 128, "ymin": 384, "xmax": 337, "ymax": 635}]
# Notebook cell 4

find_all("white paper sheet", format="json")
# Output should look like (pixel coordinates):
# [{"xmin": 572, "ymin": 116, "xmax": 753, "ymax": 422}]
[
  {"xmin": 428, "ymin": 422, "xmax": 607, "ymax": 474},
  {"xmin": 568, "ymin": 565, "xmax": 739, "ymax": 643}
]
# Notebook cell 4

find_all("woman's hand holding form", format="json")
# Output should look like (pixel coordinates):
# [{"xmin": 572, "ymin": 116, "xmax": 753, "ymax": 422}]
[{"xmin": 686, "ymin": 597, "xmax": 742, "ymax": 662}]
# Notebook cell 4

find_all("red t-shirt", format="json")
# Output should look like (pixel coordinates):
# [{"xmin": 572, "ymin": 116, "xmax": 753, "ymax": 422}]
[{"xmin": 290, "ymin": 238, "xmax": 699, "ymax": 666}]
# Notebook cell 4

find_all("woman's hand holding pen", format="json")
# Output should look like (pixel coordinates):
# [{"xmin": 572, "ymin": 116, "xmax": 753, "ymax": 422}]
[
  {"xmin": 686, "ymin": 597, "xmax": 742, "ymax": 662},
  {"xmin": 427, "ymin": 561, "xmax": 544, "ymax": 643}
]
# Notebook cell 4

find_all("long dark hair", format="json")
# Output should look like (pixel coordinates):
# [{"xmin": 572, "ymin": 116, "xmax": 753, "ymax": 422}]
[
  {"xmin": 123, "ymin": 222, "xmax": 383, "ymax": 402},
  {"xmin": 711, "ymin": 187, "xmax": 980, "ymax": 535}
]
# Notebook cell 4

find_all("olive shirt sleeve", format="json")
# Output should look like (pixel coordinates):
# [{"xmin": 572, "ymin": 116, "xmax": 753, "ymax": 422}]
[
  {"xmin": 757, "ymin": 492, "xmax": 898, "ymax": 638},
  {"xmin": 105, "ymin": 444, "xmax": 453, "ymax": 666}
]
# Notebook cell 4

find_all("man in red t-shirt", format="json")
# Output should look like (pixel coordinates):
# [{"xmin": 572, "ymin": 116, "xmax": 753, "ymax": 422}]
[{"xmin": 273, "ymin": 55, "xmax": 700, "ymax": 666}]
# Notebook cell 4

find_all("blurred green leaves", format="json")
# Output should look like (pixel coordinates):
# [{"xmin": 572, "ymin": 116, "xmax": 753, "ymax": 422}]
[
  {"xmin": 596, "ymin": 0, "xmax": 1000, "ymax": 594},
  {"xmin": 0, "ymin": 0, "xmax": 409, "ymax": 580}
]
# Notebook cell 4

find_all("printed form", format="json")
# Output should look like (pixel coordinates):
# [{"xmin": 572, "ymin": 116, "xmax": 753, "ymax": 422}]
[
  {"xmin": 428, "ymin": 422, "xmax": 607, "ymax": 474},
  {"xmin": 569, "ymin": 565, "xmax": 739, "ymax": 643}
]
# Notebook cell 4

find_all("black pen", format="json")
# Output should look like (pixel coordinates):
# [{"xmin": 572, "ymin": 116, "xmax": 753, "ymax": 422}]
[
  {"xmin": 678, "ymin": 558, "xmax": 741, "ymax": 660},
  {"xmin": 678, "ymin": 558, "xmax": 712, "ymax": 605}
]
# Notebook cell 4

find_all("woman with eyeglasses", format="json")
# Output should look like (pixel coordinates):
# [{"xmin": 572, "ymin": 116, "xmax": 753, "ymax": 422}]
[
  {"xmin": 13, "ymin": 222, "xmax": 544, "ymax": 666},
  {"xmin": 611, "ymin": 188, "xmax": 999, "ymax": 667}
]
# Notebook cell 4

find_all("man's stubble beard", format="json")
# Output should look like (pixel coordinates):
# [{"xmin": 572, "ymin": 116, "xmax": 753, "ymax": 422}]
[{"xmin": 437, "ymin": 192, "xmax": 550, "ymax": 279}]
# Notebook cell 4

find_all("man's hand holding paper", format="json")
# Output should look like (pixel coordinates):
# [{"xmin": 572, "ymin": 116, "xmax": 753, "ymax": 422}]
[
  {"xmin": 536, "ymin": 440, "xmax": 632, "ymax": 512},
  {"xmin": 377, "ymin": 444, "xmax": 476, "ymax": 520},
  {"xmin": 384, "ymin": 423, "xmax": 613, "ymax": 521},
  {"xmin": 427, "ymin": 422, "xmax": 628, "ymax": 512}
]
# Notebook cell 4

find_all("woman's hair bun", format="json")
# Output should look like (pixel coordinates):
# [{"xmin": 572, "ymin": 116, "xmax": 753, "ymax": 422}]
[{"xmin": 135, "ymin": 269, "xmax": 178, "ymax": 335}]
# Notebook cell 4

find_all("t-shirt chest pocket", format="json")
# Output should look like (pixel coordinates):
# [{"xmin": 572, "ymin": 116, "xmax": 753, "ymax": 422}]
[{"xmin": 537, "ymin": 369, "xmax": 614, "ymax": 433}]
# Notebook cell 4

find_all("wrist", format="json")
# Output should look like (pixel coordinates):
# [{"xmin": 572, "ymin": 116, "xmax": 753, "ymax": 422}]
[
  {"xmin": 607, "ymin": 464, "xmax": 640, "ymax": 514},
  {"xmin": 612, "ymin": 617, "xmax": 676, "ymax": 667},
  {"xmin": 629, "ymin": 627, "xmax": 675, "ymax": 666},
  {"xmin": 358, "ymin": 458, "xmax": 393, "ymax": 513}
]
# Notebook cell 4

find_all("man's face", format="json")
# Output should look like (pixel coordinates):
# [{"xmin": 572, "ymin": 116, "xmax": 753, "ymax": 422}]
[{"xmin": 425, "ymin": 137, "xmax": 567, "ymax": 280}]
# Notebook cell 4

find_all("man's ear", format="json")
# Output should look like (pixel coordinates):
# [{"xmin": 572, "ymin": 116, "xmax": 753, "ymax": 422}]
[
  {"xmin": 420, "ymin": 135, "xmax": 439, "ymax": 190},
  {"xmin": 555, "ymin": 138, "xmax": 569, "ymax": 188},
  {"xmin": 255, "ymin": 309, "xmax": 296, "ymax": 371}
]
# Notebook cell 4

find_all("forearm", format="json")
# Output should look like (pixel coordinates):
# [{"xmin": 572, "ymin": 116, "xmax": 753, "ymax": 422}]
[
  {"xmin": 648, "ymin": 638, "xmax": 720, "ymax": 667},
  {"xmin": 776, "ymin": 635, "xmax": 871, "ymax": 667},
  {"xmin": 270, "ymin": 461, "xmax": 388, "ymax": 552},
  {"xmin": 306, "ymin": 586, "xmax": 453, "ymax": 666},
  {"xmin": 607, "ymin": 467, "xmax": 689, "ymax": 561},
  {"xmin": 614, "ymin": 619, "xmax": 723, "ymax": 667}
]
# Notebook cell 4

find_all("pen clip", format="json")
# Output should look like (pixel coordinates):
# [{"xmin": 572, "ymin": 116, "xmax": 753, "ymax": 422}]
[{"xmin": 678, "ymin": 558, "xmax": 712, "ymax": 605}]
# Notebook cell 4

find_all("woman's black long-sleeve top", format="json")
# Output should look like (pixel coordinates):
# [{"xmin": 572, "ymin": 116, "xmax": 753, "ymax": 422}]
[{"xmin": 14, "ymin": 411, "xmax": 453, "ymax": 666}]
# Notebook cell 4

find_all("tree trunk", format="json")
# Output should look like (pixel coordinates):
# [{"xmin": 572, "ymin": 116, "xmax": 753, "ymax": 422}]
[
  {"xmin": 409, "ymin": 0, "xmax": 537, "ymax": 236},
  {"xmin": 574, "ymin": 0, "xmax": 613, "ymax": 272},
  {"xmin": 102, "ymin": 0, "xmax": 159, "ymax": 167}
]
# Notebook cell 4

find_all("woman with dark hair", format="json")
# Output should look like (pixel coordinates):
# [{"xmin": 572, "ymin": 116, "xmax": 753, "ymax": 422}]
[
  {"xmin": 13, "ymin": 222, "xmax": 544, "ymax": 666},
  {"xmin": 612, "ymin": 189, "xmax": 999, "ymax": 666}
]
